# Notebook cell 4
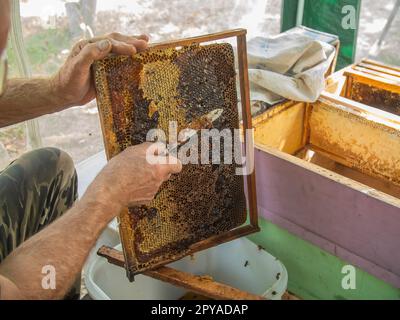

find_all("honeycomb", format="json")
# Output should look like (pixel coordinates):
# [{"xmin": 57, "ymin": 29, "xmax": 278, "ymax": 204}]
[
  {"xmin": 93, "ymin": 43, "xmax": 247, "ymax": 279},
  {"xmin": 351, "ymin": 82, "xmax": 400, "ymax": 116}
]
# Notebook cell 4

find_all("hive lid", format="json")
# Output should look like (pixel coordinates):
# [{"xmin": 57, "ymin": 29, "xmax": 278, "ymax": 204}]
[{"xmin": 93, "ymin": 30, "xmax": 259, "ymax": 280}]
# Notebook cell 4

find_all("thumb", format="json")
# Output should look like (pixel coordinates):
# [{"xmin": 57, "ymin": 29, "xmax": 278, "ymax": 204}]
[{"xmin": 75, "ymin": 39, "xmax": 112, "ymax": 69}]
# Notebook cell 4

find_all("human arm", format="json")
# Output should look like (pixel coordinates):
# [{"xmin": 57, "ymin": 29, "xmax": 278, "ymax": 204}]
[
  {"xmin": 0, "ymin": 143, "xmax": 181, "ymax": 299},
  {"xmin": 0, "ymin": 33, "xmax": 149, "ymax": 128}
]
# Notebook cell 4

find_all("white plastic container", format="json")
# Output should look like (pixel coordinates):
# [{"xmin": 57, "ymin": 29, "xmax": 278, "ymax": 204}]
[{"xmin": 84, "ymin": 223, "xmax": 288, "ymax": 300}]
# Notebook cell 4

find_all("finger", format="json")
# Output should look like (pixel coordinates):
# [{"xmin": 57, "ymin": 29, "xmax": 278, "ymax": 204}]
[
  {"xmin": 91, "ymin": 33, "xmax": 149, "ymax": 52},
  {"xmin": 108, "ymin": 38, "xmax": 137, "ymax": 55},
  {"xmin": 168, "ymin": 156, "xmax": 183, "ymax": 174},
  {"xmin": 129, "ymin": 39, "xmax": 148, "ymax": 52},
  {"xmin": 143, "ymin": 142, "xmax": 168, "ymax": 165},
  {"xmin": 70, "ymin": 39, "xmax": 90, "ymax": 57},
  {"xmin": 129, "ymin": 199, "xmax": 152, "ymax": 206},
  {"xmin": 151, "ymin": 142, "xmax": 168, "ymax": 156},
  {"xmin": 107, "ymin": 32, "xmax": 150, "ymax": 46},
  {"xmin": 137, "ymin": 34, "xmax": 150, "ymax": 42},
  {"xmin": 74, "ymin": 39, "xmax": 112, "ymax": 69},
  {"xmin": 112, "ymin": 38, "xmax": 147, "ymax": 53},
  {"xmin": 159, "ymin": 156, "xmax": 182, "ymax": 175}
]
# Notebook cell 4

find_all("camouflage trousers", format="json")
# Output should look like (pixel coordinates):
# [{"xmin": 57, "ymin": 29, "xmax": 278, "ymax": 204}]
[{"xmin": 0, "ymin": 147, "xmax": 78, "ymax": 262}]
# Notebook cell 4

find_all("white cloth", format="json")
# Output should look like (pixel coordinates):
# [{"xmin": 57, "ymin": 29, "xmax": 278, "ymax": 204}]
[{"xmin": 247, "ymin": 33, "xmax": 336, "ymax": 104}]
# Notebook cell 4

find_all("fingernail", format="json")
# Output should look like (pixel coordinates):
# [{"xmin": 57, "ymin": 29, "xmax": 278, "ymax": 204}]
[{"xmin": 97, "ymin": 39, "xmax": 110, "ymax": 51}]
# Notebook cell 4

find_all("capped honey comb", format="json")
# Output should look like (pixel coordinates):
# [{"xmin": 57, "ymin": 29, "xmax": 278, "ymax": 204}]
[{"xmin": 93, "ymin": 42, "xmax": 247, "ymax": 279}]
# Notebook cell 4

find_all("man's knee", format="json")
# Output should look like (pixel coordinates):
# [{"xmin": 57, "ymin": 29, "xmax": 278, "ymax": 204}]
[
  {"xmin": 1, "ymin": 147, "xmax": 78, "ymax": 208},
  {"xmin": 51, "ymin": 147, "xmax": 75, "ymax": 174},
  {"xmin": 47, "ymin": 147, "xmax": 76, "ymax": 182},
  {"xmin": 27, "ymin": 147, "xmax": 78, "ymax": 206},
  {"xmin": 0, "ymin": 148, "xmax": 78, "ymax": 260},
  {"xmin": 15, "ymin": 147, "xmax": 76, "ymax": 181}
]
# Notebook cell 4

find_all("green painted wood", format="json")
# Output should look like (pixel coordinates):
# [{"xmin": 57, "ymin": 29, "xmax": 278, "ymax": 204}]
[
  {"xmin": 248, "ymin": 218, "xmax": 400, "ymax": 300},
  {"xmin": 281, "ymin": 0, "xmax": 361, "ymax": 70},
  {"xmin": 302, "ymin": 0, "xmax": 361, "ymax": 69},
  {"xmin": 280, "ymin": 0, "xmax": 299, "ymax": 32}
]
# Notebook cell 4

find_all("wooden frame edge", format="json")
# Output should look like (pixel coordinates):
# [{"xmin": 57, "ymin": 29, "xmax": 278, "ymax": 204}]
[{"xmin": 343, "ymin": 68, "xmax": 400, "ymax": 94}]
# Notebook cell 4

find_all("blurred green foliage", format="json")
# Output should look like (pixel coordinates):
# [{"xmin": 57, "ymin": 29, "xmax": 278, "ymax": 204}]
[{"xmin": 7, "ymin": 27, "xmax": 71, "ymax": 77}]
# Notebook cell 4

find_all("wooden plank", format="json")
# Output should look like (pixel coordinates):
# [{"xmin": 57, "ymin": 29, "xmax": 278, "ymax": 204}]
[
  {"xmin": 256, "ymin": 143, "xmax": 400, "ymax": 208},
  {"xmin": 97, "ymin": 246, "xmax": 265, "ymax": 300},
  {"xmin": 237, "ymin": 33, "xmax": 259, "ymax": 229},
  {"xmin": 353, "ymin": 65, "xmax": 400, "ymax": 83},
  {"xmin": 254, "ymin": 145, "xmax": 400, "ymax": 288},
  {"xmin": 327, "ymin": 41, "xmax": 340, "ymax": 76},
  {"xmin": 320, "ymin": 92, "xmax": 400, "ymax": 128},
  {"xmin": 361, "ymin": 58, "xmax": 400, "ymax": 73},
  {"xmin": 343, "ymin": 69, "xmax": 400, "ymax": 94},
  {"xmin": 344, "ymin": 73, "xmax": 353, "ymax": 98},
  {"xmin": 357, "ymin": 62, "xmax": 400, "ymax": 78},
  {"xmin": 297, "ymin": 145, "xmax": 400, "ymax": 199},
  {"xmin": 301, "ymin": 103, "xmax": 312, "ymax": 147},
  {"xmin": 253, "ymin": 101, "xmax": 307, "ymax": 154},
  {"xmin": 309, "ymin": 99, "xmax": 400, "ymax": 186}
]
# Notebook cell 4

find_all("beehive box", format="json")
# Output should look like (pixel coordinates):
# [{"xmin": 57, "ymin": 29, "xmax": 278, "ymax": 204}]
[
  {"xmin": 342, "ymin": 59, "xmax": 400, "ymax": 116},
  {"xmin": 93, "ymin": 30, "xmax": 258, "ymax": 280},
  {"xmin": 253, "ymin": 92, "xmax": 400, "ymax": 287}
]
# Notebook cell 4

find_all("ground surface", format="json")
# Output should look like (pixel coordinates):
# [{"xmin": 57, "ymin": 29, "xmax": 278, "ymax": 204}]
[{"xmin": 0, "ymin": 0, "xmax": 399, "ymax": 169}]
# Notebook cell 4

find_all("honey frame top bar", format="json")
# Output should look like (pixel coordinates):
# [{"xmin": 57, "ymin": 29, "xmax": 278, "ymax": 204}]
[{"xmin": 149, "ymin": 29, "xmax": 247, "ymax": 50}]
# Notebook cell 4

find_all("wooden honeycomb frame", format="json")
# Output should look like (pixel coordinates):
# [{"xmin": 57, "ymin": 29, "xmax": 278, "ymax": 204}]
[
  {"xmin": 94, "ymin": 29, "xmax": 259, "ymax": 280},
  {"xmin": 342, "ymin": 59, "xmax": 400, "ymax": 116}
]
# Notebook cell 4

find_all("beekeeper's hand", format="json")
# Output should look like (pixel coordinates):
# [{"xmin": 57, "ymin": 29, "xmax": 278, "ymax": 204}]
[
  {"xmin": 51, "ymin": 32, "xmax": 149, "ymax": 108},
  {"xmin": 83, "ymin": 142, "xmax": 182, "ymax": 215}
]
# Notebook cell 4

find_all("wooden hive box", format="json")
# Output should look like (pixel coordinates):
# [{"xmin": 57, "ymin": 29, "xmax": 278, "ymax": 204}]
[{"xmin": 253, "ymin": 92, "xmax": 400, "ymax": 288}]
